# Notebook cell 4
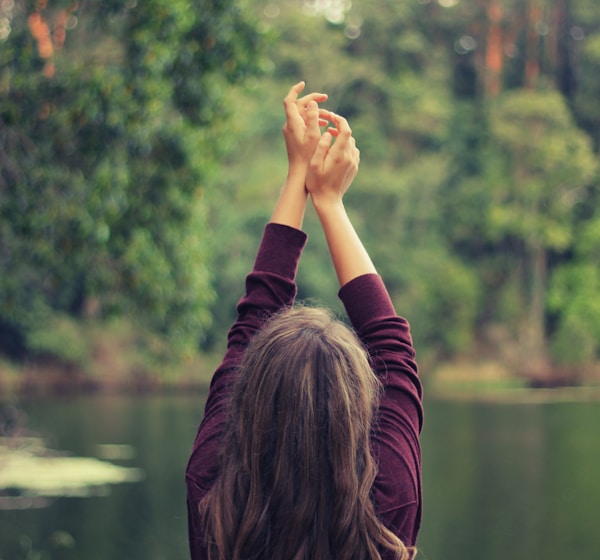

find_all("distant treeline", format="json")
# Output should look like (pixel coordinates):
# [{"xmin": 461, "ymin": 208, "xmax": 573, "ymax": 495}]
[{"xmin": 1, "ymin": 0, "xmax": 599, "ymax": 386}]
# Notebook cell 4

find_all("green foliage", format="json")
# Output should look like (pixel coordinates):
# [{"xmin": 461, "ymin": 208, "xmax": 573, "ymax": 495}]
[
  {"xmin": 0, "ymin": 0, "xmax": 263, "ymax": 361},
  {"xmin": 488, "ymin": 89, "xmax": 596, "ymax": 249},
  {"xmin": 205, "ymin": 0, "xmax": 600, "ymax": 382},
  {"xmin": 27, "ymin": 314, "xmax": 91, "ymax": 367},
  {"xmin": 395, "ymin": 247, "xmax": 481, "ymax": 358},
  {"xmin": 548, "ymin": 205, "xmax": 600, "ymax": 367},
  {"xmin": 2, "ymin": 0, "xmax": 600, "ymax": 382},
  {"xmin": 548, "ymin": 263, "xmax": 600, "ymax": 366}
]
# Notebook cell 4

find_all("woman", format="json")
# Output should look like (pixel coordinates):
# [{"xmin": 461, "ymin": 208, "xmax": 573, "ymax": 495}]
[{"xmin": 186, "ymin": 82, "xmax": 423, "ymax": 560}]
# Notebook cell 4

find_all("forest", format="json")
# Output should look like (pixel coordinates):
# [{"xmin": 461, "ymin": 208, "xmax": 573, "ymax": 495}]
[{"xmin": 1, "ymin": 0, "xmax": 600, "ymax": 391}]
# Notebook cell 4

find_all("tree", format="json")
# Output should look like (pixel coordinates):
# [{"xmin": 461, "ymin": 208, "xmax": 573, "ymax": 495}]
[
  {"xmin": 547, "ymin": 201, "xmax": 600, "ymax": 374},
  {"xmin": 199, "ymin": 0, "xmax": 600, "ymax": 383},
  {"xmin": 485, "ymin": 89, "xmax": 597, "ymax": 379},
  {"xmin": 0, "ymin": 0, "xmax": 263, "ymax": 363}
]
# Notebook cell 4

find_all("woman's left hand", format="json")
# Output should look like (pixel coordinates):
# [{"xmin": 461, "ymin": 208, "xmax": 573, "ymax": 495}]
[{"xmin": 282, "ymin": 81, "xmax": 329, "ymax": 171}]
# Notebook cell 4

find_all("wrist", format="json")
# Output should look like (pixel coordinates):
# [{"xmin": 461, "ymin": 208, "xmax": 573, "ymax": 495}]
[
  {"xmin": 270, "ymin": 176, "xmax": 309, "ymax": 230},
  {"xmin": 286, "ymin": 162, "xmax": 308, "ymax": 184},
  {"xmin": 311, "ymin": 194, "xmax": 345, "ymax": 216}
]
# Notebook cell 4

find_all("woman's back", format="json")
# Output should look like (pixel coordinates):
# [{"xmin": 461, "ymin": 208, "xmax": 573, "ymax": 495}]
[{"xmin": 185, "ymin": 83, "xmax": 422, "ymax": 560}]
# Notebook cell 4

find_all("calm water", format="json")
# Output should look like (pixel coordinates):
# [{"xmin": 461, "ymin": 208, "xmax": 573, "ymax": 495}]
[{"xmin": 1, "ymin": 391, "xmax": 600, "ymax": 560}]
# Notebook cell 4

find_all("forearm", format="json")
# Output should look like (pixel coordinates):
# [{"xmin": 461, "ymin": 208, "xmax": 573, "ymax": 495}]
[
  {"xmin": 269, "ymin": 167, "xmax": 308, "ymax": 230},
  {"xmin": 236, "ymin": 224, "xmax": 307, "ymax": 335},
  {"xmin": 313, "ymin": 197, "xmax": 376, "ymax": 287}
]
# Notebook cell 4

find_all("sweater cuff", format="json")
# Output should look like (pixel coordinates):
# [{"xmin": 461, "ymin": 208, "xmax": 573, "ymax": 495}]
[
  {"xmin": 253, "ymin": 223, "xmax": 308, "ymax": 276},
  {"xmin": 339, "ymin": 273, "xmax": 396, "ymax": 329}
]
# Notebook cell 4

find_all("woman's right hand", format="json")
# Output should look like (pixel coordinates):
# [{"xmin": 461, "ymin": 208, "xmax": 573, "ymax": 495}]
[
  {"xmin": 270, "ymin": 82, "xmax": 328, "ymax": 229},
  {"xmin": 305, "ymin": 113, "xmax": 360, "ymax": 208},
  {"xmin": 282, "ymin": 81, "xmax": 329, "ymax": 172}
]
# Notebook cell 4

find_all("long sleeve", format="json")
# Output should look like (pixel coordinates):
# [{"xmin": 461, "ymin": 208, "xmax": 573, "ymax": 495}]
[
  {"xmin": 339, "ymin": 273, "xmax": 423, "ymax": 548},
  {"xmin": 186, "ymin": 223, "xmax": 307, "ymax": 559}
]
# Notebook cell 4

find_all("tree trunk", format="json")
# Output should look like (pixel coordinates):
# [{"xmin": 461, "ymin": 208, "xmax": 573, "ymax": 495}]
[
  {"xmin": 554, "ymin": 0, "xmax": 577, "ymax": 98},
  {"xmin": 524, "ymin": 0, "xmax": 542, "ymax": 89},
  {"xmin": 520, "ymin": 242, "xmax": 551, "ymax": 382},
  {"xmin": 485, "ymin": 0, "xmax": 504, "ymax": 96}
]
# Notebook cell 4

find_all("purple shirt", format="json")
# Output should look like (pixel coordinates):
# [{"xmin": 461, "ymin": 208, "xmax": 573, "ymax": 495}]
[{"xmin": 186, "ymin": 223, "xmax": 423, "ymax": 558}]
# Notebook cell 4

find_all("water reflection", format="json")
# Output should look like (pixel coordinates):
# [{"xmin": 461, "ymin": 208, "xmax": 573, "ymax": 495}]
[
  {"xmin": 1, "ymin": 394, "xmax": 200, "ymax": 560},
  {"xmin": 0, "ymin": 436, "xmax": 143, "ymax": 508},
  {"xmin": 1, "ymin": 392, "xmax": 600, "ymax": 560},
  {"xmin": 419, "ymin": 395, "xmax": 600, "ymax": 560}
]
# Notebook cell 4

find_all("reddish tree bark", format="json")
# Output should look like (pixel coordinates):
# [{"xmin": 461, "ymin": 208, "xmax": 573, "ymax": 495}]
[
  {"xmin": 485, "ymin": 0, "xmax": 504, "ymax": 96},
  {"xmin": 524, "ymin": 0, "xmax": 542, "ymax": 89}
]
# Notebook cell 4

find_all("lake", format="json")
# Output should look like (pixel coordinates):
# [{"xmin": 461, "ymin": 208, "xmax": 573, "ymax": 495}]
[{"xmin": 1, "ymin": 390, "xmax": 600, "ymax": 560}]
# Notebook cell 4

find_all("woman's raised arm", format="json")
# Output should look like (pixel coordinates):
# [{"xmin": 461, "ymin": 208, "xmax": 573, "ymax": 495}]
[
  {"xmin": 306, "ymin": 113, "xmax": 376, "ymax": 287},
  {"xmin": 269, "ymin": 81, "xmax": 328, "ymax": 230}
]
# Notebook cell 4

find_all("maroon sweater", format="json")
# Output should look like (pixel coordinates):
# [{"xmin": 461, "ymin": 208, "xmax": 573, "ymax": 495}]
[{"xmin": 186, "ymin": 223, "xmax": 423, "ymax": 559}]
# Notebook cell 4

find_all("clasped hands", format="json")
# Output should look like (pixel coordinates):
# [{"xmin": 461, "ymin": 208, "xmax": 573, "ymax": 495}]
[{"xmin": 282, "ymin": 81, "xmax": 360, "ymax": 207}]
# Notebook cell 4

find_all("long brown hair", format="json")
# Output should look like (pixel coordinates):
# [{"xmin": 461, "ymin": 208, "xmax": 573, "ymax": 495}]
[{"xmin": 199, "ymin": 307, "xmax": 414, "ymax": 560}]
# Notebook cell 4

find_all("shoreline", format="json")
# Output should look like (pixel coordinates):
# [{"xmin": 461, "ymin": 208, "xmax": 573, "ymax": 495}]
[
  {"xmin": 2, "ymin": 355, "xmax": 599, "ymax": 401},
  {"xmin": 0, "ymin": 357, "xmax": 215, "ymax": 399},
  {"xmin": 427, "ymin": 382, "xmax": 600, "ymax": 404}
]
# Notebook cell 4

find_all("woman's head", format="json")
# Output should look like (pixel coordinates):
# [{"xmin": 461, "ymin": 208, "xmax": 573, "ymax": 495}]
[
  {"xmin": 232, "ymin": 305, "xmax": 379, "ymax": 483},
  {"xmin": 200, "ymin": 307, "xmax": 412, "ymax": 560}
]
